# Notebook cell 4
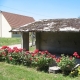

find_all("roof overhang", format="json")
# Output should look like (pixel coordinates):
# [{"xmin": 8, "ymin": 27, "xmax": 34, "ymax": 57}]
[{"xmin": 10, "ymin": 18, "xmax": 80, "ymax": 32}]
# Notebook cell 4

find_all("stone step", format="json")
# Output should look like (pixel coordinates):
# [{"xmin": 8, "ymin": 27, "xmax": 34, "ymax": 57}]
[{"xmin": 48, "ymin": 66, "xmax": 61, "ymax": 74}]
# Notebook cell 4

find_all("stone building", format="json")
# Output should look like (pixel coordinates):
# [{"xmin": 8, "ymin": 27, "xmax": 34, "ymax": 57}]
[{"xmin": 10, "ymin": 18, "xmax": 80, "ymax": 55}]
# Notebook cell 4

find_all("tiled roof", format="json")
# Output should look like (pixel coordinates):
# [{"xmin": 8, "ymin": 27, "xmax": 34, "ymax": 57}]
[
  {"xmin": 1, "ymin": 11, "xmax": 35, "ymax": 28},
  {"xmin": 11, "ymin": 18, "xmax": 80, "ymax": 32}
]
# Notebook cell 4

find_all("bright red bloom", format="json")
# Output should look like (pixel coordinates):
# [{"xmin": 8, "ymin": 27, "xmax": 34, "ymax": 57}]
[
  {"xmin": 7, "ymin": 48, "xmax": 13, "ymax": 53},
  {"xmin": 19, "ymin": 48, "xmax": 23, "ymax": 52},
  {"xmin": 32, "ymin": 54, "xmax": 35, "ymax": 57},
  {"xmin": 13, "ymin": 47, "xmax": 18, "ymax": 50},
  {"xmin": 73, "ymin": 52, "xmax": 79, "ymax": 57},
  {"xmin": 51, "ymin": 55, "xmax": 56, "ymax": 59},
  {"xmin": 41, "ymin": 51, "xmax": 45, "ymax": 55},
  {"xmin": 1, "ymin": 46, "xmax": 9, "ymax": 49},
  {"xmin": 13, "ymin": 47, "xmax": 19, "ymax": 53},
  {"xmin": 45, "ymin": 50, "xmax": 49, "ymax": 54},
  {"xmin": 34, "ymin": 49, "xmax": 39, "ymax": 53},
  {"xmin": 9, "ymin": 57, "xmax": 12, "ymax": 60},
  {"xmin": 25, "ymin": 51, "xmax": 30, "ymax": 55},
  {"xmin": 56, "ymin": 58, "xmax": 60, "ymax": 63},
  {"xmin": 76, "ymin": 55, "xmax": 80, "ymax": 58},
  {"xmin": 2, "ymin": 52, "xmax": 6, "ymax": 56},
  {"xmin": 15, "ymin": 49, "xmax": 19, "ymax": 53}
]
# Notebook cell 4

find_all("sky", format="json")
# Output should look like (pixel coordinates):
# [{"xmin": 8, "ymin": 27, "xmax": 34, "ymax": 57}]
[{"xmin": 0, "ymin": 0, "xmax": 80, "ymax": 20}]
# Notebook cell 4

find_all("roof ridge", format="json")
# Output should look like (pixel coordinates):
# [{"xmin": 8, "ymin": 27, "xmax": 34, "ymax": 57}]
[{"xmin": 1, "ymin": 10, "xmax": 33, "ymax": 18}]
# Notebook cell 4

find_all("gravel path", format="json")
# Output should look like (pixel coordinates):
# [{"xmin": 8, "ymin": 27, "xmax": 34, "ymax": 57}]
[{"xmin": 0, "ymin": 43, "xmax": 33, "ymax": 49}]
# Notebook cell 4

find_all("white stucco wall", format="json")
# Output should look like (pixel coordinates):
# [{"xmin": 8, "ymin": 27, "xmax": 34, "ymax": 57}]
[
  {"xmin": 2, "ymin": 14, "xmax": 12, "ymax": 38},
  {"xmin": 0, "ymin": 12, "xmax": 2, "ymax": 37}
]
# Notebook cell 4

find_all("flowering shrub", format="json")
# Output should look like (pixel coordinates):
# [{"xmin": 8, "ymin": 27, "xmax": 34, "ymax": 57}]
[
  {"xmin": 0, "ymin": 46, "xmax": 80, "ymax": 74},
  {"xmin": 0, "ymin": 46, "xmax": 9, "ymax": 61},
  {"xmin": 22, "ymin": 50, "xmax": 54, "ymax": 71},
  {"xmin": 57, "ymin": 54, "xmax": 75, "ymax": 75},
  {"xmin": 0, "ymin": 46, "xmax": 23, "ymax": 64},
  {"xmin": 0, "ymin": 49, "xmax": 6, "ymax": 61},
  {"xmin": 32, "ymin": 50, "xmax": 53, "ymax": 71},
  {"xmin": 22, "ymin": 51, "xmax": 33, "ymax": 66},
  {"xmin": 69, "ymin": 52, "xmax": 80, "ymax": 77},
  {"xmin": 73, "ymin": 52, "xmax": 80, "ymax": 58},
  {"xmin": 0, "ymin": 47, "xmax": 55, "ymax": 72}
]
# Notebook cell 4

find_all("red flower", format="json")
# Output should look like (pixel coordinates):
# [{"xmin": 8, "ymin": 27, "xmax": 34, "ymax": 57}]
[
  {"xmin": 1, "ymin": 46, "xmax": 9, "ymax": 49},
  {"xmin": 25, "ymin": 51, "xmax": 30, "ymax": 55},
  {"xmin": 32, "ymin": 54, "xmax": 35, "ymax": 57},
  {"xmin": 15, "ymin": 49, "xmax": 19, "ymax": 53},
  {"xmin": 41, "ymin": 51, "xmax": 45, "ymax": 55},
  {"xmin": 7, "ymin": 48, "xmax": 13, "ymax": 53},
  {"xmin": 56, "ymin": 58, "xmax": 60, "ymax": 63},
  {"xmin": 34, "ymin": 49, "xmax": 39, "ymax": 53},
  {"xmin": 73, "ymin": 52, "xmax": 79, "ymax": 57},
  {"xmin": 13, "ymin": 47, "xmax": 18, "ymax": 50},
  {"xmin": 9, "ymin": 57, "xmax": 12, "ymax": 60},
  {"xmin": 45, "ymin": 50, "xmax": 49, "ymax": 54},
  {"xmin": 76, "ymin": 55, "xmax": 80, "ymax": 58},
  {"xmin": 2, "ymin": 52, "xmax": 6, "ymax": 56},
  {"xmin": 19, "ymin": 48, "xmax": 23, "ymax": 52},
  {"xmin": 51, "ymin": 55, "xmax": 56, "ymax": 59}
]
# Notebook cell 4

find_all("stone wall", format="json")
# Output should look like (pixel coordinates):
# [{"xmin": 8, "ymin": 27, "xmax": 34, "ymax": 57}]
[{"xmin": 36, "ymin": 32, "xmax": 80, "ymax": 55}]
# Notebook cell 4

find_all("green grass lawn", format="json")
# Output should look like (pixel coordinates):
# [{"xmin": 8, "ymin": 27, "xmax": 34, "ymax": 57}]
[
  {"xmin": 29, "ymin": 46, "xmax": 36, "ymax": 51},
  {"xmin": 0, "ymin": 37, "xmax": 36, "ymax": 51},
  {"xmin": 0, "ymin": 62, "xmax": 80, "ymax": 80},
  {"xmin": 0, "ymin": 38, "xmax": 21, "ymax": 46}
]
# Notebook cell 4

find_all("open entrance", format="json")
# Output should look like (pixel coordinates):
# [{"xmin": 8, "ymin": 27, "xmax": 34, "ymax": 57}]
[{"xmin": 29, "ymin": 32, "xmax": 36, "ymax": 51}]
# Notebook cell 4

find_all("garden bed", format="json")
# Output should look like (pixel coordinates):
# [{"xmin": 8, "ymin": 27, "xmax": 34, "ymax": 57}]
[{"xmin": 0, "ymin": 46, "xmax": 80, "ymax": 77}]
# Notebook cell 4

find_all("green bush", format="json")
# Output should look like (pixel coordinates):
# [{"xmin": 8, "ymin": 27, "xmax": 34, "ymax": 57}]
[
  {"xmin": 0, "ymin": 46, "xmax": 54, "ymax": 72},
  {"xmin": 69, "ymin": 69, "xmax": 78, "ymax": 77},
  {"xmin": 57, "ymin": 54, "xmax": 75, "ymax": 75},
  {"xmin": 0, "ymin": 46, "xmax": 79, "ymax": 75}
]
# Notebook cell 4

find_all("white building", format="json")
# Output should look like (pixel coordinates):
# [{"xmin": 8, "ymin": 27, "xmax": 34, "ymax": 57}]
[{"xmin": 0, "ymin": 11, "xmax": 35, "ymax": 38}]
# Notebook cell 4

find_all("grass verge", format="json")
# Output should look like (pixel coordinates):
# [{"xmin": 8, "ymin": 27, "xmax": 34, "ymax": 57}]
[
  {"xmin": 0, "ymin": 38, "xmax": 21, "ymax": 46},
  {"xmin": 0, "ymin": 62, "xmax": 80, "ymax": 80},
  {"xmin": 29, "ymin": 46, "xmax": 36, "ymax": 51}
]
